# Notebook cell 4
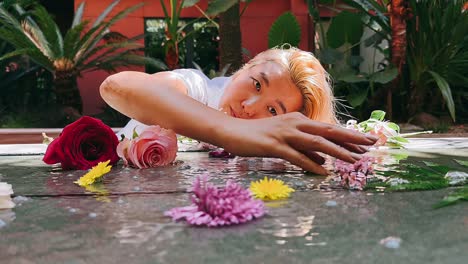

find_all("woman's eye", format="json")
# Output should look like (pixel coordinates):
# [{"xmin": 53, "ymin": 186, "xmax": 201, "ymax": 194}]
[
  {"xmin": 268, "ymin": 106, "xmax": 277, "ymax": 116},
  {"xmin": 252, "ymin": 78, "xmax": 261, "ymax": 91}
]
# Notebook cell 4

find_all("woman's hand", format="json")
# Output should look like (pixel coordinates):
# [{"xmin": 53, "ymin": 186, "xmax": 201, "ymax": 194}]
[{"xmin": 218, "ymin": 112, "xmax": 378, "ymax": 175}]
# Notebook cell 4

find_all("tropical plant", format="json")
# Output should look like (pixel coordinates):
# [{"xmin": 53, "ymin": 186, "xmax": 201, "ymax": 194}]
[
  {"xmin": 0, "ymin": 0, "xmax": 163, "ymax": 114},
  {"xmin": 406, "ymin": 0, "xmax": 468, "ymax": 122},
  {"xmin": 306, "ymin": 0, "xmax": 397, "ymax": 120},
  {"xmin": 268, "ymin": 11, "xmax": 301, "ymax": 48},
  {"xmin": 157, "ymin": 0, "xmax": 253, "ymax": 74}
]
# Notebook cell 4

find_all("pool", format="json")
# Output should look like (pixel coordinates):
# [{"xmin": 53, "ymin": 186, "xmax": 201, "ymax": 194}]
[{"xmin": 0, "ymin": 138, "xmax": 467, "ymax": 263}]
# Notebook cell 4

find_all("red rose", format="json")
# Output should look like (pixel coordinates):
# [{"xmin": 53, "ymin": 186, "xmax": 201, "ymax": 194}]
[{"xmin": 43, "ymin": 116, "xmax": 119, "ymax": 170}]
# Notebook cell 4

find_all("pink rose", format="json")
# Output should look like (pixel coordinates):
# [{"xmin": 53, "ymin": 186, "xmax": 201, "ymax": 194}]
[{"xmin": 116, "ymin": 126, "xmax": 178, "ymax": 168}]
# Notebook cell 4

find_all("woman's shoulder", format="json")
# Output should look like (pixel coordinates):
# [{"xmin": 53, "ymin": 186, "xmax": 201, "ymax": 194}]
[{"xmin": 172, "ymin": 68, "xmax": 230, "ymax": 83}]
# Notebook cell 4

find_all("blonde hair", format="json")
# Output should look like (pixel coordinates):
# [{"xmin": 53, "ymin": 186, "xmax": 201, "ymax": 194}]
[{"xmin": 238, "ymin": 46, "xmax": 337, "ymax": 124}]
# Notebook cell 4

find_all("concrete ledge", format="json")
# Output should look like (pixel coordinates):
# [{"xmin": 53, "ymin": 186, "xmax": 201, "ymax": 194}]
[{"xmin": 0, "ymin": 128, "xmax": 121, "ymax": 144}]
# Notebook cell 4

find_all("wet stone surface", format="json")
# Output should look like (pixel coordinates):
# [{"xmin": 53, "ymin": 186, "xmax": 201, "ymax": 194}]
[{"xmin": 0, "ymin": 139, "xmax": 468, "ymax": 264}]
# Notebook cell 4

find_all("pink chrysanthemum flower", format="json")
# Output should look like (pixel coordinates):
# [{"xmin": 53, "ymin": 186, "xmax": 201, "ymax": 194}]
[
  {"xmin": 334, "ymin": 156, "xmax": 375, "ymax": 190},
  {"xmin": 165, "ymin": 176, "xmax": 265, "ymax": 227}
]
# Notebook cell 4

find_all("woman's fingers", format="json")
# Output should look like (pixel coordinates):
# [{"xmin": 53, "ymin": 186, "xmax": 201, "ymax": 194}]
[
  {"xmin": 288, "ymin": 132, "xmax": 360, "ymax": 164},
  {"xmin": 297, "ymin": 121, "xmax": 378, "ymax": 146},
  {"xmin": 278, "ymin": 147, "xmax": 328, "ymax": 175},
  {"xmin": 339, "ymin": 142, "xmax": 369, "ymax": 154},
  {"xmin": 303, "ymin": 150, "xmax": 326, "ymax": 165}
]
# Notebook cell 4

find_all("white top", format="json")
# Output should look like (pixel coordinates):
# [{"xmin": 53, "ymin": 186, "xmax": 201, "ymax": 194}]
[{"xmin": 118, "ymin": 69, "xmax": 230, "ymax": 139}]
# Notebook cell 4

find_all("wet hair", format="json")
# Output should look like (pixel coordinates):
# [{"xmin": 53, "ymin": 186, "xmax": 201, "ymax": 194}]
[{"xmin": 237, "ymin": 46, "xmax": 337, "ymax": 124}]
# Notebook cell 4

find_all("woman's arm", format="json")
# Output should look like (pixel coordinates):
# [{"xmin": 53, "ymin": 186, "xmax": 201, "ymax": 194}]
[
  {"xmin": 100, "ymin": 71, "xmax": 228, "ymax": 147},
  {"xmin": 100, "ymin": 71, "xmax": 377, "ymax": 175}
]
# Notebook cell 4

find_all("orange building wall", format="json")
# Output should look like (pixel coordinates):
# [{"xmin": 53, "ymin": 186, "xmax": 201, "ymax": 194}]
[{"xmin": 75, "ymin": 0, "xmax": 314, "ymax": 115}]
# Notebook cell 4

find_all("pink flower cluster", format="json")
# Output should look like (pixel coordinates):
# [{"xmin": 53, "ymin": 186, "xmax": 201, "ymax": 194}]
[
  {"xmin": 165, "ymin": 175, "xmax": 265, "ymax": 227},
  {"xmin": 116, "ymin": 125, "xmax": 177, "ymax": 169},
  {"xmin": 334, "ymin": 156, "xmax": 375, "ymax": 190}
]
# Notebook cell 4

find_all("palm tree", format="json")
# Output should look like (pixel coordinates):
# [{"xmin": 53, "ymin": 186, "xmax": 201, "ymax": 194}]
[{"xmin": 0, "ymin": 0, "xmax": 163, "ymax": 113}]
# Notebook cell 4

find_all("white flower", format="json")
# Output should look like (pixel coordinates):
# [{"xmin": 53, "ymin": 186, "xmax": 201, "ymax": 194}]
[{"xmin": 0, "ymin": 182, "xmax": 15, "ymax": 209}]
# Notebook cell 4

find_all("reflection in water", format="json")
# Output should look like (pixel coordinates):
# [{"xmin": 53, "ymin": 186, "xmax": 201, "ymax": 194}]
[
  {"xmin": 259, "ymin": 215, "xmax": 315, "ymax": 238},
  {"xmin": 115, "ymin": 220, "xmax": 164, "ymax": 244},
  {"xmin": 0, "ymin": 209, "xmax": 15, "ymax": 228}
]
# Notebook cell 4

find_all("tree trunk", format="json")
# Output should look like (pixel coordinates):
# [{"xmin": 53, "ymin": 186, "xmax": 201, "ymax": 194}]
[
  {"xmin": 218, "ymin": 2, "xmax": 243, "ymax": 75},
  {"xmin": 388, "ymin": 0, "xmax": 410, "ymax": 119},
  {"xmin": 54, "ymin": 71, "xmax": 82, "ymax": 114}
]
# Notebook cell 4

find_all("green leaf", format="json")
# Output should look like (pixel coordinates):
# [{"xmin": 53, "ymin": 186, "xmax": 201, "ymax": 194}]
[
  {"xmin": 318, "ymin": 48, "xmax": 343, "ymax": 65},
  {"xmin": 132, "ymin": 128, "xmax": 139, "ymax": 139},
  {"xmin": 370, "ymin": 110, "xmax": 386, "ymax": 121},
  {"xmin": 326, "ymin": 11, "xmax": 363, "ymax": 48},
  {"xmin": 206, "ymin": 0, "xmax": 238, "ymax": 16},
  {"xmin": 387, "ymin": 122, "xmax": 400, "ymax": 132},
  {"xmin": 342, "ymin": 0, "xmax": 390, "ymax": 33},
  {"xmin": 347, "ymin": 55, "xmax": 364, "ymax": 68},
  {"xmin": 268, "ymin": 12, "xmax": 301, "ymax": 48},
  {"xmin": 306, "ymin": 0, "xmax": 320, "ymax": 21},
  {"xmin": 337, "ymin": 70, "xmax": 367, "ymax": 83},
  {"xmin": 182, "ymin": 0, "xmax": 200, "ymax": 8},
  {"xmin": 347, "ymin": 87, "xmax": 369, "ymax": 107},
  {"xmin": 428, "ymin": 70, "xmax": 456, "ymax": 122},
  {"xmin": 391, "ymin": 136, "xmax": 409, "ymax": 143},
  {"xmin": 434, "ymin": 186, "xmax": 468, "ymax": 208},
  {"xmin": 369, "ymin": 67, "xmax": 398, "ymax": 84},
  {"xmin": 454, "ymin": 160, "xmax": 468, "ymax": 167}
]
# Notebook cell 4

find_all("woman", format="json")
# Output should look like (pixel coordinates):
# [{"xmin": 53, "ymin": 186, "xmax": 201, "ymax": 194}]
[{"xmin": 100, "ymin": 47, "xmax": 377, "ymax": 175}]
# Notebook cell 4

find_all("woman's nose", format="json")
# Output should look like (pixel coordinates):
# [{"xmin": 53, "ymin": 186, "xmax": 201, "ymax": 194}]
[{"xmin": 241, "ymin": 96, "xmax": 260, "ymax": 118}]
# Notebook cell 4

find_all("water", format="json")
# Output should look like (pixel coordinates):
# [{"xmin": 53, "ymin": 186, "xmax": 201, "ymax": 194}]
[{"xmin": 0, "ymin": 139, "xmax": 467, "ymax": 264}]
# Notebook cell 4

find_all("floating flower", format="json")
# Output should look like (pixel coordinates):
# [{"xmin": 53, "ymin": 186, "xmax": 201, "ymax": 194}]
[
  {"xmin": 250, "ymin": 176, "xmax": 294, "ymax": 200},
  {"xmin": 345, "ymin": 110, "xmax": 409, "ymax": 148},
  {"xmin": 334, "ymin": 156, "xmax": 375, "ymax": 190},
  {"xmin": 43, "ymin": 116, "xmax": 119, "ymax": 170},
  {"xmin": 117, "ymin": 125, "xmax": 177, "ymax": 169},
  {"xmin": 165, "ymin": 175, "xmax": 265, "ymax": 227},
  {"xmin": 0, "ymin": 182, "xmax": 15, "ymax": 209},
  {"xmin": 74, "ymin": 160, "xmax": 112, "ymax": 187},
  {"xmin": 208, "ymin": 148, "xmax": 235, "ymax": 159}
]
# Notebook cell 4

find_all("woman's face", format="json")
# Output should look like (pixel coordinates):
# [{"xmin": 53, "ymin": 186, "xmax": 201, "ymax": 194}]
[{"xmin": 218, "ymin": 61, "xmax": 303, "ymax": 119}]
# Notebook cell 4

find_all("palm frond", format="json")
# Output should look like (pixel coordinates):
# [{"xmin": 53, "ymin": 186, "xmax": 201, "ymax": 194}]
[
  {"xmin": 0, "ymin": 27, "xmax": 35, "ymax": 49},
  {"xmin": 82, "ymin": 51, "xmax": 167, "ymax": 73},
  {"xmin": 77, "ymin": 41, "xmax": 143, "ymax": 71},
  {"xmin": 32, "ymin": 5, "xmax": 63, "ymax": 58},
  {"xmin": 13, "ymin": 4, "xmax": 53, "ymax": 58},
  {"xmin": 0, "ymin": 4, "xmax": 25, "ymax": 32},
  {"xmin": 74, "ymin": 3, "xmax": 144, "ymax": 63},
  {"xmin": 75, "ymin": 33, "xmax": 144, "ymax": 67},
  {"xmin": 20, "ymin": 20, "xmax": 52, "ymax": 58},
  {"xmin": 72, "ymin": 1, "xmax": 85, "ymax": 27},
  {"xmin": 63, "ymin": 21, "xmax": 88, "ymax": 59},
  {"xmin": 92, "ymin": 0, "xmax": 120, "ymax": 27},
  {"xmin": 0, "ymin": 48, "xmax": 31, "ymax": 61}
]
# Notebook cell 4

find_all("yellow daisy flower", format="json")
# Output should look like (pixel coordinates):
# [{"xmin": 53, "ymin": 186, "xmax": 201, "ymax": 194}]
[
  {"xmin": 74, "ymin": 160, "xmax": 112, "ymax": 187},
  {"xmin": 250, "ymin": 176, "xmax": 294, "ymax": 200}
]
